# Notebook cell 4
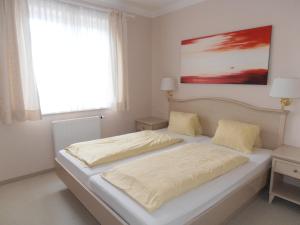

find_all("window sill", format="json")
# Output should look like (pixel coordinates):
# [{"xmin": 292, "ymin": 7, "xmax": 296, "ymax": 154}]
[
  {"xmin": 42, "ymin": 108, "xmax": 109, "ymax": 118},
  {"xmin": 42, "ymin": 108, "xmax": 110, "ymax": 119}
]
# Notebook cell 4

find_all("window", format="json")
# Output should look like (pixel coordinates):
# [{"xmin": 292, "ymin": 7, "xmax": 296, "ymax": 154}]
[{"xmin": 28, "ymin": 0, "xmax": 114, "ymax": 114}]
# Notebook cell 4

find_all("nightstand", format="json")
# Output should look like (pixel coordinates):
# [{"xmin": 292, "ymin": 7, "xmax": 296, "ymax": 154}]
[
  {"xmin": 269, "ymin": 145, "xmax": 300, "ymax": 205},
  {"xmin": 135, "ymin": 117, "xmax": 168, "ymax": 131}
]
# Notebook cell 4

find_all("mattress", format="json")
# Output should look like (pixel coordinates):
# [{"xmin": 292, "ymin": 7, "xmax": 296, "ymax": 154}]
[
  {"xmin": 56, "ymin": 129, "xmax": 208, "ymax": 186},
  {"xmin": 89, "ymin": 141, "xmax": 272, "ymax": 225}
]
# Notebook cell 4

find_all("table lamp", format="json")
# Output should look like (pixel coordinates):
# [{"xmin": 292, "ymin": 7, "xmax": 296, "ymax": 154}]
[
  {"xmin": 160, "ymin": 77, "xmax": 177, "ymax": 100},
  {"xmin": 270, "ymin": 78, "xmax": 300, "ymax": 110}
]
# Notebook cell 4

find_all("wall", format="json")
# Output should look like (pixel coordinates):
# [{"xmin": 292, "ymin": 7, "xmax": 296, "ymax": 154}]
[
  {"xmin": 0, "ymin": 15, "xmax": 152, "ymax": 182},
  {"xmin": 2, "ymin": 0, "xmax": 300, "ymax": 183},
  {"xmin": 151, "ymin": 0, "xmax": 300, "ymax": 147}
]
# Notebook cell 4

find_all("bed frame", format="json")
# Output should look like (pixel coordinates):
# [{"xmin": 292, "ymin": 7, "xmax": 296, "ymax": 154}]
[{"xmin": 56, "ymin": 97, "xmax": 288, "ymax": 225}]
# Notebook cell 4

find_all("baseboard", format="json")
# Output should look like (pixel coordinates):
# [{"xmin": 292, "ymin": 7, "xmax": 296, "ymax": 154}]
[{"xmin": 0, "ymin": 168, "xmax": 54, "ymax": 186}]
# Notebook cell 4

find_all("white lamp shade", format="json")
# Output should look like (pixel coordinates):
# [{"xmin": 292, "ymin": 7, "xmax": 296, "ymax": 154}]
[
  {"xmin": 160, "ymin": 77, "xmax": 176, "ymax": 91},
  {"xmin": 270, "ymin": 78, "xmax": 300, "ymax": 98}
]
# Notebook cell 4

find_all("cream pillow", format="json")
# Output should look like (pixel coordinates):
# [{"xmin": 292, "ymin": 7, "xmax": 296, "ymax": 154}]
[
  {"xmin": 168, "ymin": 111, "xmax": 202, "ymax": 136},
  {"xmin": 212, "ymin": 120, "xmax": 260, "ymax": 153}
]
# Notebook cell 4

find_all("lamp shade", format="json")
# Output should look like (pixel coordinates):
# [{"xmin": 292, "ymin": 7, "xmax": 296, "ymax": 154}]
[
  {"xmin": 270, "ymin": 78, "xmax": 300, "ymax": 98},
  {"xmin": 160, "ymin": 77, "xmax": 176, "ymax": 91}
]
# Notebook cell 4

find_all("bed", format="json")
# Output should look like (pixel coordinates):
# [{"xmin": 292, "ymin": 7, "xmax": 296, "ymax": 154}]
[
  {"xmin": 56, "ymin": 129, "xmax": 205, "ymax": 187},
  {"xmin": 55, "ymin": 97, "xmax": 288, "ymax": 225}
]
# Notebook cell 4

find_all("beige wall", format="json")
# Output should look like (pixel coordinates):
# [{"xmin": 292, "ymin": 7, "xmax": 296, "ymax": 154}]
[
  {"xmin": 151, "ymin": 0, "xmax": 300, "ymax": 147},
  {"xmin": 2, "ymin": 0, "xmax": 300, "ymax": 182},
  {"xmin": 0, "ymin": 15, "xmax": 152, "ymax": 182}
]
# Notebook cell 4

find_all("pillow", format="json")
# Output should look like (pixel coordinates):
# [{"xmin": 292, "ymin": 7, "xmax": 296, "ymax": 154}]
[
  {"xmin": 168, "ymin": 111, "xmax": 202, "ymax": 136},
  {"xmin": 212, "ymin": 120, "xmax": 260, "ymax": 153}
]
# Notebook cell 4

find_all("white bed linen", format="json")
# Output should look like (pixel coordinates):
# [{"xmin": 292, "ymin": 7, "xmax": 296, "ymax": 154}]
[
  {"xmin": 89, "ymin": 141, "xmax": 272, "ymax": 225},
  {"xmin": 56, "ymin": 129, "xmax": 207, "ymax": 186}
]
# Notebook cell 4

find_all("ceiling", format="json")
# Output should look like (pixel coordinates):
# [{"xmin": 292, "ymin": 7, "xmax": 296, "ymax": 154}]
[
  {"xmin": 126, "ymin": 0, "xmax": 182, "ymax": 10},
  {"xmin": 88, "ymin": 0, "xmax": 207, "ymax": 17}
]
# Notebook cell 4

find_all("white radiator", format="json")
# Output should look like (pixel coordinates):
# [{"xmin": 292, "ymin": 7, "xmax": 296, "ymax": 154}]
[{"xmin": 52, "ymin": 116, "xmax": 102, "ymax": 156}]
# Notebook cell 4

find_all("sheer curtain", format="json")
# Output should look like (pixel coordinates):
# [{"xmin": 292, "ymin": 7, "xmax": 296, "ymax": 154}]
[
  {"xmin": 0, "ymin": 0, "xmax": 129, "ymax": 120},
  {"xmin": 0, "ymin": 0, "xmax": 41, "ymax": 124},
  {"xmin": 109, "ymin": 11, "xmax": 129, "ymax": 111},
  {"xmin": 28, "ymin": 0, "xmax": 116, "ymax": 114}
]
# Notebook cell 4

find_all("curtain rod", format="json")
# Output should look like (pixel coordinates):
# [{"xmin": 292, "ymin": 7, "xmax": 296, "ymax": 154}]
[{"xmin": 58, "ymin": 0, "xmax": 136, "ymax": 18}]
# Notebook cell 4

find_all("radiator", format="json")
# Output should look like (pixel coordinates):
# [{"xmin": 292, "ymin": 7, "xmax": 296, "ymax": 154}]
[{"xmin": 52, "ymin": 116, "xmax": 102, "ymax": 156}]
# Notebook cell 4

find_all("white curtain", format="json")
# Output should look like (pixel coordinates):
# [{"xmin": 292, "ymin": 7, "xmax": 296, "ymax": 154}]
[
  {"xmin": 28, "ymin": 0, "xmax": 129, "ymax": 114},
  {"xmin": 0, "ymin": 0, "xmax": 129, "ymax": 119},
  {"xmin": 109, "ymin": 11, "xmax": 129, "ymax": 111},
  {"xmin": 28, "ymin": 0, "xmax": 115, "ymax": 114},
  {"xmin": 0, "ymin": 0, "xmax": 41, "ymax": 124}
]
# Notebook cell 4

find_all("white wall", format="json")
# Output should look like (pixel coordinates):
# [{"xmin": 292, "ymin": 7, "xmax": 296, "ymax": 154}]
[
  {"xmin": 151, "ymin": 0, "xmax": 300, "ymax": 147},
  {"xmin": 0, "ymin": 15, "xmax": 152, "ymax": 182}
]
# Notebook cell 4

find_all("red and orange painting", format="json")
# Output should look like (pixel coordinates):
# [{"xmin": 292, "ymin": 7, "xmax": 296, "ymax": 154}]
[{"xmin": 180, "ymin": 26, "xmax": 272, "ymax": 85}]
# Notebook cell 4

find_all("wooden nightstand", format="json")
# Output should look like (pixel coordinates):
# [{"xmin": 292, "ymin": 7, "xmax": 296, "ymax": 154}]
[
  {"xmin": 269, "ymin": 145, "xmax": 300, "ymax": 205},
  {"xmin": 135, "ymin": 117, "xmax": 168, "ymax": 131}
]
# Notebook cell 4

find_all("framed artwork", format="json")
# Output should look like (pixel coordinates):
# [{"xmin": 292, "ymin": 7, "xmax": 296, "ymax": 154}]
[{"xmin": 180, "ymin": 25, "xmax": 272, "ymax": 85}]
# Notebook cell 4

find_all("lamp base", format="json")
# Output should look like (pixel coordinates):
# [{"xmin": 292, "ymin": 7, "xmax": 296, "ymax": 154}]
[
  {"xmin": 166, "ymin": 91, "xmax": 173, "ymax": 101},
  {"xmin": 280, "ymin": 98, "xmax": 292, "ymax": 110}
]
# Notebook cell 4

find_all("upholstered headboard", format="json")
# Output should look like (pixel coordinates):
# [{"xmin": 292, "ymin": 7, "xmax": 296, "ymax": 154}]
[{"xmin": 169, "ymin": 97, "xmax": 288, "ymax": 150}]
